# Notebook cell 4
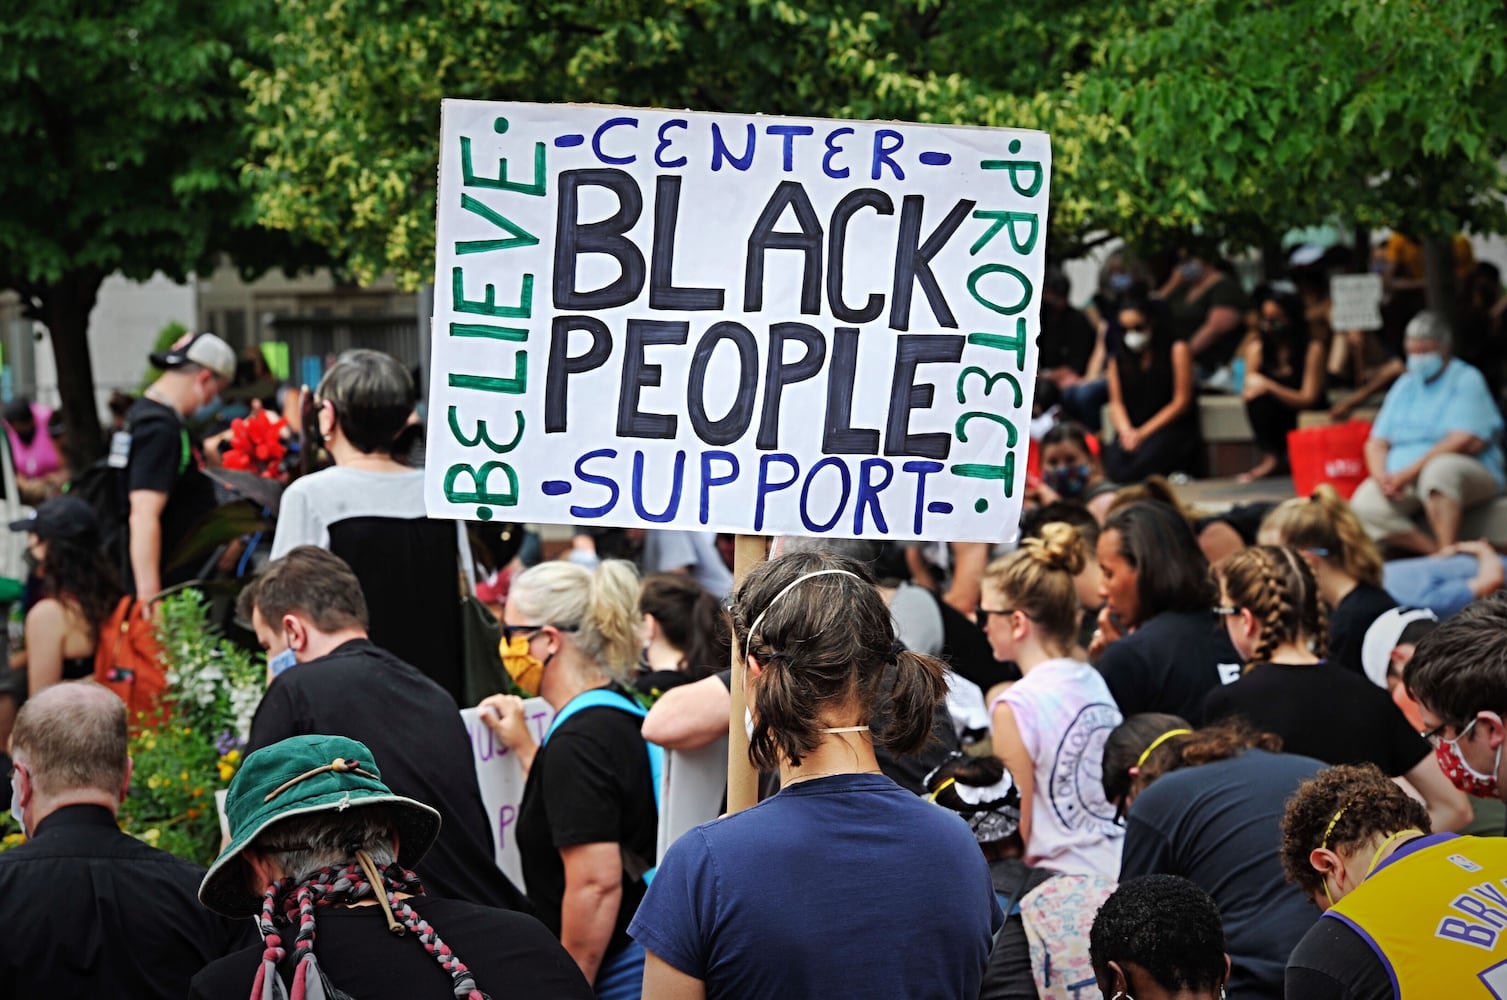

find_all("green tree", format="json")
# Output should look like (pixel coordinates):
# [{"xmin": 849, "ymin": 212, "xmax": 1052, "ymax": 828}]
[
  {"xmin": 241, "ymin": 0, "xmax": 1144, "ymax": 287},
  {"xmin": 1083, "ymin": 0, "xmax": 1507, "ymax": 295},
  {"xmin": 0, "ymin": 2, "xmax": 323, "ymax": 465}
]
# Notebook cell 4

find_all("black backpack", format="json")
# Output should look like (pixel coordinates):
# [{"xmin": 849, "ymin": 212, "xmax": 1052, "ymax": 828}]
[{"xmin": 67, "ymin": 415, "xmax": 190, "ymax": 578}]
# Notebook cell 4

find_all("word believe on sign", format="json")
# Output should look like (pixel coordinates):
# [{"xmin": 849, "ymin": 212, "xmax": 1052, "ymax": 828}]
[{"xmin": 428, "ymin": 102, "xmax": 1052, "ymax": 542}]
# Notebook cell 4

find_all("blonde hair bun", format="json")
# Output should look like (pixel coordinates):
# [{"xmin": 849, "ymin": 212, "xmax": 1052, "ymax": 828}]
[{"xmin": 1030, "ymin": 521, "xmax": 1087, "ymax": 576}]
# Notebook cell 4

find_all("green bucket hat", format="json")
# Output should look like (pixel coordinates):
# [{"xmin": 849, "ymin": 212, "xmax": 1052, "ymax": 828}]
[{"xmin": 198, "ymin": 734, "xmax": 441, "ymax": 918}]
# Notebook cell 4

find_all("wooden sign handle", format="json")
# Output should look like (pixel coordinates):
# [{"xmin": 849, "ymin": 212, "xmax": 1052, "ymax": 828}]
[{"xmin": 726, "ymin": 534, "xmax": 768, "ymax": 814}]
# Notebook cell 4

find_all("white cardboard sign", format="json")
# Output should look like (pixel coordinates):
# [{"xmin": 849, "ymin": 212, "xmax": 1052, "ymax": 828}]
[
  {"xmin": 1330, "ymin": 274, "xmax": 1384, "ymax": 332},
  {"xmin": 427, "ymin": 101, "xmax": 1052, "ymax": 542},
  {"xmin": 462, "ymin": 700, "xmax": 555, "ymax": 886}
]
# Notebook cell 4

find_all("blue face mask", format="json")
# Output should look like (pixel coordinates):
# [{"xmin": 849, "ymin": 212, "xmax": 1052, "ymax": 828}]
[
  {"xmin": 269, "ymin": 647, "xmax": 298, "ymax": 678},
  {"xmin": 1407, "ymin": 352, "xmax": 1444, "ymax": 381},
  {"xmin": 1044, "ymin": 463, "xmax": 1092, "ymax": 498},
  {"xmin": 1108, "ymin": 272, "xmax": 1133, "ymax": 292}
]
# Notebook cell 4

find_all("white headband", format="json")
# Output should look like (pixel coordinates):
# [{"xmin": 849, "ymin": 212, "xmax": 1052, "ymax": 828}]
[{"xmin": 743, "ymin": 569, "xmax": 864, "ymax": 660}]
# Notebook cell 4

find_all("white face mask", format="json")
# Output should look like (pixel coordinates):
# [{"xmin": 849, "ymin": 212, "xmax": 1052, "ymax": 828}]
[
  {"xmin": 1123, "ymin": 331, "xmax": 1151, "ymax": 353},
  {"xmin": 10, "ymin": 770, "xmax": 25, "ymax": 836}
]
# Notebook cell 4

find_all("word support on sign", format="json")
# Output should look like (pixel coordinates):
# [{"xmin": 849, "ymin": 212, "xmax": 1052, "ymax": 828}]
[{"xmin": 428, "ymin": 101, "xmax": 1052, "ymax": 542}]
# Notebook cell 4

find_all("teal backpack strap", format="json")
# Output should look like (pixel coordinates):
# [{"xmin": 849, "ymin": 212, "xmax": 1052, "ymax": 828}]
[{"xmin": 542, "ymin": 687, "xmax": 664, "ymax": 882}]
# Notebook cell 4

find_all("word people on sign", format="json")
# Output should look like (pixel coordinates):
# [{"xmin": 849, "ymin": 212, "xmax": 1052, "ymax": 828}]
[
  {"xmin": 1330, "ymin": 274, "xmax": 1383, "ymax": 332},
  {"xmin": 428, "ymin": 102, "xmax": 1052, "ymax": 542},
  {"xmin": 461, "ymin": 701, "xmax": 554, "ymax": 886}
]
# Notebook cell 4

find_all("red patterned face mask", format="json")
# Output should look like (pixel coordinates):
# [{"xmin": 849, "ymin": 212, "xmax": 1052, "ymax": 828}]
[{"xmin": 1435, "ymin": 718, "xmax": 1501, "ymax": 798}]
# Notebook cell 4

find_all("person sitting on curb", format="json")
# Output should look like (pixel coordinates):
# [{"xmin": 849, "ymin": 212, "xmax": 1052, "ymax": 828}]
[{"xmin": 191, "ymin": 733, "xmax": 592, "ymax": 999}]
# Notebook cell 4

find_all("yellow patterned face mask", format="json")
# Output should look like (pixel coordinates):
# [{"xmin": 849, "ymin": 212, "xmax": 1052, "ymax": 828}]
[{"xmin": 500, "ymin": 635, "xmax": 545, "ymax": 696}]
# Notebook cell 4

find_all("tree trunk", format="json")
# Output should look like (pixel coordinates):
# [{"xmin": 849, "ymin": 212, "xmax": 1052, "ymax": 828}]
[
  {"xmin": 1420, "ymin": 236, "xmax": 1458, "ymax": 332},
  {"xmin": 39, "ymin": 270, "xmax": 106, "ymax": 469}
]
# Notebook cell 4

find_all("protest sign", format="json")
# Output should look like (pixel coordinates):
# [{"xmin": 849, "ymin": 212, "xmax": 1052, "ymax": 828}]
[
  {"xmin": 428, "ymin": 101, "xmax": 1052, "ymax": 542},
  {"xmin": 657, "ymin": 736, "xmax": 730, "ymax": 860},
  {"xmin": 1330, "ymin": 274, "xmax": 1384, "ymax": 332},
  {"xmin": 462, "ymin": 700, "xmax": 555, "ymax": 885}
]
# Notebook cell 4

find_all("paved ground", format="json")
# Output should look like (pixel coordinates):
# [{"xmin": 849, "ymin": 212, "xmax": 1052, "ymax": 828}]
[{"xmin": 1178, "ymin": 475, "xmax": 1296, "ymax": 513}]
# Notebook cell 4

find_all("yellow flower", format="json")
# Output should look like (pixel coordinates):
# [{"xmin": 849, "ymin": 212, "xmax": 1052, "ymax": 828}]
[
  {"xmin": 217, "ymin": 762, "xmax": 235, "ymax": 782},
  {"xmin": 144, "ymin": 738, "xmax": 157, "ymax": 751},
  {"xmin": 2, "ymin": 833, "xmax": 25, "ymax": 847},
  {"xmin": 224, "ymin": 749, "xmax": 241, "ymax": 764},
  {"xmin": 141, "ymin": 828, "xmax": 160, "ymax": 844},
  {"xmin": 180, "ymin": 770, "xmax": 189, "ymax": 782},
  {"xmin": 148, "ymin": 775, "xmax": 164, "ymax": 790}
]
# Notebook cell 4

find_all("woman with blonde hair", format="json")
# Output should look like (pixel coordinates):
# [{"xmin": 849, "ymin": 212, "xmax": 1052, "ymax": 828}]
[
  {"xmin": 982, "ymin": 522, "xmax": 1124, "ymax": 876},
  {"xmin": 1259, "ymin": 485, "xmax": 1397, "ymax": 674},
  {"xmin": 479, "ymin": 559, "xmax": 657, "ymax": 1000},
  {"xmin": 1205, "ymin": 545, "xmax": 1469, "ymax": 834}
]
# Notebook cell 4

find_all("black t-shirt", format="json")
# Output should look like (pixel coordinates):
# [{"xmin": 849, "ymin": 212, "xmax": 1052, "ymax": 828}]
[
  {"xmin": 189, "ymin": 896, "xmax": 594, "ymax": 1000},
  {"xmin": 1329, "ymin": 583, "xmax": 1398, "ymax": 676},
  {"xmin": 1121, "ymin": 751, "xmax": 1324, "ymax": 1000},
  {"xmin": 0, "ymin": 805, "xmax": 252, "ymax": 1000},
  {"xmin": 1284, "ymin": 914, "xmax": 1394, "ymax": 1000},
  {"xmin": 1038, "ymin": 302, "xmax": 1098, "ymax": 375},
  {"xmin": 981, "ymin": 858, "xmax": 1056, "ymax": 1000},
  {"xmin": 248, "ymin": 639, "xmax": 528, "ymax": 912},
  {"xmin": 1096, "ymin": 610, "xmax": 1243, "ymax": 725},
  {"xmin": 123, "ymin": 397, "xmax": 216, "ymax": 591},
  {"xmin": 517, "ymin": 687, "xmax": 659, "ymax": 959},
  {"xmin": 1202, "ymin": 661, "xmax": 1429, "ymax": 777}
]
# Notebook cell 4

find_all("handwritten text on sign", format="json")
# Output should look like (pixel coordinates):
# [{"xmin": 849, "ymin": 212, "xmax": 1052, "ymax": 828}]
[
  {"xmin": 428, "ymin": 102, "xmax": 1052, "ymax": 541},
  {"xmin": 461, "ymin": 701, "xmax": 554, "ymax": 887}
]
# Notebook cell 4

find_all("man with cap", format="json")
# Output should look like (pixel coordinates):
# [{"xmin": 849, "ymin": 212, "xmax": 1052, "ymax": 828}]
[
  {"xmin": 1360, "ymin": 606, "xmax": 1438, "ymax": 731},
  {"xmin": 191, "ymin": 733, "xmax": 593, "ymax": 1000},
  {"xmin": 0, "ymin": 681, "xmax": 251, "ymax": 998},
  {"xmin": 238, "ymin": 545, "xmax": 530, "ymax": 913},
  {"xmin": 1348, "ymin": 310, "xmax": 1505, "ymax": 554},
  {"xmin": 124, "ymin": 330, "xmax": 235, "ymax": 602}
]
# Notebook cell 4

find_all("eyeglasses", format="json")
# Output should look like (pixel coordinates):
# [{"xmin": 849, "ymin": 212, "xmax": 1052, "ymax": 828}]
[
  {"xmin": 1421, "ymin": 717, "xmax": 1472, "ymax": 748},
  {"xmin": 500, "ymin": 622, "xmax": 578, "ymax": 643},
  {"xmin": 975, "ymin": 607, "xmax": 1017, "ymax": 629},
  {"xmin": 1213, "ymin": 606, "xmax": 1239, "ymax": 617}
]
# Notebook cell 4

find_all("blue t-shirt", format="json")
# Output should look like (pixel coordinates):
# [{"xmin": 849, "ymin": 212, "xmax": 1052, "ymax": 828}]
[
  {"xmin": 629, "ymin": 772, "xmax": 1002, "ymax": 999},
  {"xmin": 1372, "ymin": 359, "xmax": 1505, "ymax": 486}
]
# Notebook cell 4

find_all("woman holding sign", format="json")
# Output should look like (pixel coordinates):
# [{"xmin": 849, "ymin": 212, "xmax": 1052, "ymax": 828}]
[
  {"xmin": 478, "ymin": 560, "xmax": 658, "ymax": 1000},
  {"xmin": 628, "ymin": 551, "xmax": 1000, "ymax": 999}
]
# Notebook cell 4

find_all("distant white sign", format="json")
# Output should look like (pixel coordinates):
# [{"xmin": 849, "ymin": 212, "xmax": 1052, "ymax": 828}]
[
  {"xmin": 462, "ymin": 699, "xmax": 555, "ymax": 886},
  {"xmin": 427, "ymin": 100, "xmax": 1052, "ymax": 543},
  {"xmin": 1330, "ymin": 274, "xmax": 1383, "ymax": 332}
]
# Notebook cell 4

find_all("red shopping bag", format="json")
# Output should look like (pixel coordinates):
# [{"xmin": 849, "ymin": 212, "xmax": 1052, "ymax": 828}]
[{"xmin": 1287, "ymin": 420, "xmax": 1371, "ymax": 499}]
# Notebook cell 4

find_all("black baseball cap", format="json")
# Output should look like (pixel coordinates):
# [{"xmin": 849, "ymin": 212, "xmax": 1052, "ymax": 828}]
[{"xmin": 9, "ymin": 497, "xmax": 98, "ymax": 541}]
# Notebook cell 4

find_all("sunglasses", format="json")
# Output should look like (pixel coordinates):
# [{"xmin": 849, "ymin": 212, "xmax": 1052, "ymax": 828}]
[
  {"xmin": 500, "ymin": 622, "xmax": 578, "ymax": 643},
  {"xmin": 975, "ymin": 607, "xmax": 1016, "ymax": 629}
]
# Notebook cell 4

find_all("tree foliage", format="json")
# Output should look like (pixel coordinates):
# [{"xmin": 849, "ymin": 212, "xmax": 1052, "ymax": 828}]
[
  {"xmin": 244, "ymin": 0, "xmax": 1507, "ymax": 288},
  {"xmin": 0, "ymin": 1, "xmax": 323, "ymax": 462}
]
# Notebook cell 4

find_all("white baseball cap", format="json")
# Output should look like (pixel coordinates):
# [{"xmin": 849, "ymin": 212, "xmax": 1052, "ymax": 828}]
[
  {"xmin": 1360, "ymin": 607, "xmax": 1438, "ymax": 689},
  {"xmin": 150, "ymin": 331, "xmax": 236, "ymax": 382}
]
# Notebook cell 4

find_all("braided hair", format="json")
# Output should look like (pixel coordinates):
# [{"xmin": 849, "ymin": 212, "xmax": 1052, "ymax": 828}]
[
  {"xmin": 1216, "ymin": 545, "xmax": 1327, "ymax": 666},
  {"xmin": 252, "ymin": 860, "xmax": 486, "ymax": 1000}
]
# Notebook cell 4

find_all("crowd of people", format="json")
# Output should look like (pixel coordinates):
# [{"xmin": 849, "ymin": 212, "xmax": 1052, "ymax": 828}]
[{"xmin": 0, "ymin": 233, "xmax": 1503, "ymax": 999}]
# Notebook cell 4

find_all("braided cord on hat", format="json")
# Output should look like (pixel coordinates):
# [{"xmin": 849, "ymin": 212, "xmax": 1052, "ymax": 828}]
[{"xmin": 251, "ymin": 862, "xmax": 487, "ymax": 1000}]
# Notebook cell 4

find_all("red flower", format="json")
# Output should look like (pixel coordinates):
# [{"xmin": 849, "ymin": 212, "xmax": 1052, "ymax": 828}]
[{"xmin": 222, "ymin": 410, "xmax": 287, "ymax": 479}]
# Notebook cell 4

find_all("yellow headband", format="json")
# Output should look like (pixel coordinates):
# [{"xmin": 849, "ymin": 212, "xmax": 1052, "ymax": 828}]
[
  {"xmin": 1136, "ymin": 729, "xmax": 1193, "ymax": 771},
  {"xmin": 928, "ymin": 777, "xmax": 957, "ymax": 803},
  {"xmin": 1320, "ymin": 803, "xmax": 1351, "ymax": 851}
]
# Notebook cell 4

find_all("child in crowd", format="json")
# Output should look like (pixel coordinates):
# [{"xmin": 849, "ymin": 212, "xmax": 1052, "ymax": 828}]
[{"xmin": 982, "ymin": 523, "xmax": 1124, "ymax": 877}]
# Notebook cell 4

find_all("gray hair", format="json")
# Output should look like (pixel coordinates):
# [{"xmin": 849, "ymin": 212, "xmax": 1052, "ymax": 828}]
[
  {"xmin": 1404, "ymin": 310, "xmax": 1451, "ymax": 348},
  {"xmin": 253, "ymin": 806, "xmax": 399, "ymax": 884},
  {"xmin": 509, "ymin": 559, "xmax": 642, "ymax": 682},
  {"xmin": 780, "ymin": 536, "xmax": 884, "ymax": 570}
]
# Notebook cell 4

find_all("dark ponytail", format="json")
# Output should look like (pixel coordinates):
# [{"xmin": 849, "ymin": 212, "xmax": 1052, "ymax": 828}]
[
  {"xmin": 731, "ymin": 553, "xmax": 947, "ymax": 771},
  {"xmin": 640, "ymin": 573, "xmax": 731, "ymax": 681}
]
